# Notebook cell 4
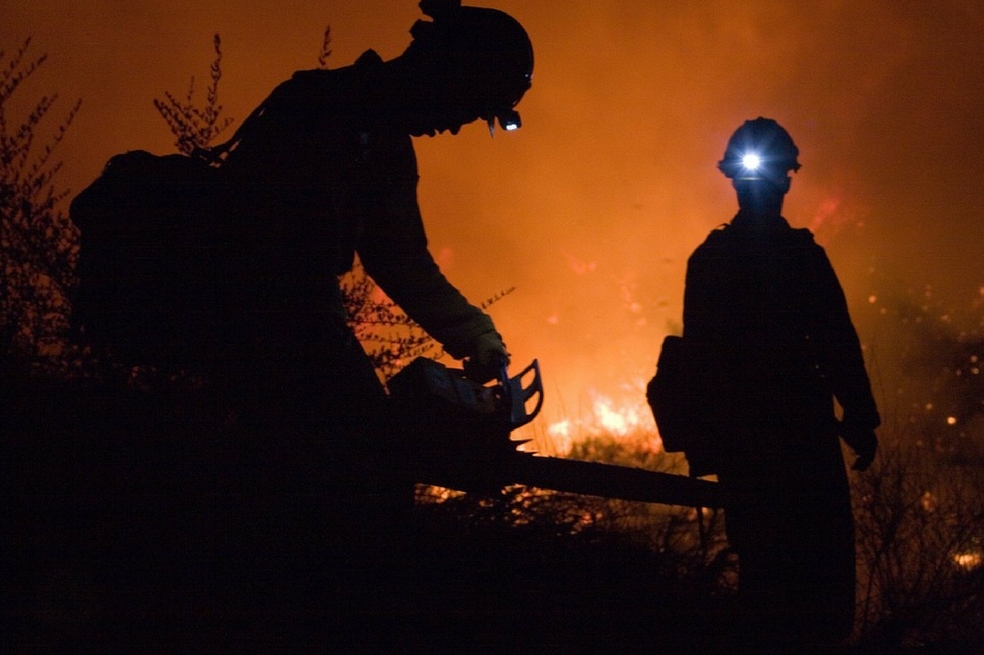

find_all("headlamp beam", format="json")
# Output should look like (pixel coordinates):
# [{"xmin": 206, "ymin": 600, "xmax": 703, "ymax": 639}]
[{"xmin": 741, "ymin": 153, "xmax": 762, "ymax": 171}]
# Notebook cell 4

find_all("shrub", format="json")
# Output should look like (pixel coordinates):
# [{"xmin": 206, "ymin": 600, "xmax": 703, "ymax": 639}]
[
  {"xmin": 853, "ymin": 433, "xmax": 984, "ymax": 646},
  {"xmin": 0, "ymin": 37, "xmax": 80, "ymax": 368}
]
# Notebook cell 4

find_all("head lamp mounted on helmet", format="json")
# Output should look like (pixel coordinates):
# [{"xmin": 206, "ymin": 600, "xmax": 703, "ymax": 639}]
[
  {"xmin": 720, "ymin": 151, "xmax": 793, "ymax": 185},
  {"xmin": 718, "ymin": 117, "xmax": 801, "ymax": 184},
  {"xmin": 484, "ymin": 105, "xmax": 521, "ymax": 136}
]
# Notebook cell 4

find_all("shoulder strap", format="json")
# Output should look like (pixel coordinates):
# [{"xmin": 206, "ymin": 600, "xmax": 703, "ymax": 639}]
[{"xmin": 192, "ymin": 96, "xmax": 272, "ymax": 165}]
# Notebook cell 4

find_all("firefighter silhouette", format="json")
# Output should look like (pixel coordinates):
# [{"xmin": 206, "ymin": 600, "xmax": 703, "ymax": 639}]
[
  {"xmin": 178, "ymin": 1, "xmax": 534, "ymax": 640},
  {"xmin": 682, "ymin": 118, "xmax": 879, "ymax": 643},
  {"xmin": 214, "ymin": 0, "xmax": 531, "ymax": 428}
]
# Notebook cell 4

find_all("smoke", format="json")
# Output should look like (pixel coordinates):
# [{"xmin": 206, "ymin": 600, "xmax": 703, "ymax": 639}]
[{"xmin": 6, "ymin": 0, "xmax": 984, "ymax": 432}]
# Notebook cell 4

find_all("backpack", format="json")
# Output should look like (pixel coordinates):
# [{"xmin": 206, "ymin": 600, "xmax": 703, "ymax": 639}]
[
  {"xmin": 70, "ymin": 67, "xmax": 354, "ymax": 369},
  {"xmin": 70, "ymin": 149, "xmax": 229, "ymax": 367},
  {"xmin": 646, "ymin": 335, "xmax": 725, "ymax": 476}
]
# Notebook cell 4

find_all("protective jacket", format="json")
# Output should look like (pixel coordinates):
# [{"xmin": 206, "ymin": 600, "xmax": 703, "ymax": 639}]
[
  {"xmin": 683, "ymin": 213, "xmax": 879, "ymax": 458},
  {"xmin": 222, "ymin": 50, "xmax": 495, "ymax": 351}
]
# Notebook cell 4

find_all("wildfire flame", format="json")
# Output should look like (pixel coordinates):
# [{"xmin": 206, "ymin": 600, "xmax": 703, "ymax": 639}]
[
  {"xmin": 952, "ymin": 551, "xmax": 983, "ymax": 571},
  {"xmin": 590, "ymin": 393, "xmax": 649, "ymax": 436},
  {"xmin": 542, "ymin": 378, "xmax": 661, "ymax": 456}
]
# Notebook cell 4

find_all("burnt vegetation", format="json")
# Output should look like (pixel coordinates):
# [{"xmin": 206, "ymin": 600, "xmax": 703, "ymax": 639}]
[{"xmin": 2, "ymin": 33, "xmax": 982, "ymax": 650}]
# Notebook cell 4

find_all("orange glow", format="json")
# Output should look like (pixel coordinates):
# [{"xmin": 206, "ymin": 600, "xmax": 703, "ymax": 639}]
[
  {"xmin": 539, "ymin": 377, "xmax": 661, "ymax": 455},
  {"xmin": 7, "ymin": 1, "xmax": 984, "ymax": 441},
  {"xmin": 952, "ymin": 551, "xmax": 983, "ymax": 571},
  {"xmin": 590, "ymin": 392, "xmax": 648, "ymax": 437}
]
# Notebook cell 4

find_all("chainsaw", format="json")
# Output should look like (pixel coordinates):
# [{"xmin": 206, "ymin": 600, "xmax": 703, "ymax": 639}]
[
  {"xmin": 387, "ymin": 356, "xmax": 727, "ymax": 508},
  {"xmin": 387, "ymin": 356, "xmax": 544, "ymax": 471}
]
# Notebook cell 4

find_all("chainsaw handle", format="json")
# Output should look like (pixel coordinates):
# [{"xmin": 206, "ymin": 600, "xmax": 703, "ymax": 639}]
[
  {"xmin": 462, "ymin": 349, "xmax": 510, "ymax": 385},
  {"xmin": 501, "ymin": 359, "xmax": 544, "ymax": 429},
  {"xmin": 497, "ymin": 359, "xmax": 511, "ymax": 388},
  {"xmin": 498, "ymin": 359, "xmax": 513, "ymax": 412}
]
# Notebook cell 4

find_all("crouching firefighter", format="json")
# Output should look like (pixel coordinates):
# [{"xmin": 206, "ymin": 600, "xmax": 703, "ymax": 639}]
[{"xmin": 190, "ymin": 0, "xmax": 534, "ymax": 640}]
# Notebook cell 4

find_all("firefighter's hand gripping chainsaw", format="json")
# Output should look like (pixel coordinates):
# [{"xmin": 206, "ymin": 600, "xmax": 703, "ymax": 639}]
[{"xmin": 387, "ymin": 356, "xmax": 544, "ymax": 485}]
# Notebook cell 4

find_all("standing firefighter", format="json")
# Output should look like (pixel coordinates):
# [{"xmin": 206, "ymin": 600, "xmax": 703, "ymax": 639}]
[{"xmin": 681, "ymin": 118, "xmax": 879, "ymax": 643}]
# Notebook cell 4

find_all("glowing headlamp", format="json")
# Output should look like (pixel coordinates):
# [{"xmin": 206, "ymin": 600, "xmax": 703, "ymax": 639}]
[
  {"xmin": 487, "ymin": 107, "xmax": 522, "ymax": 136},
  {"xmin": 741, "ymin": 153, "xmax": 762, "ymax": 171}
]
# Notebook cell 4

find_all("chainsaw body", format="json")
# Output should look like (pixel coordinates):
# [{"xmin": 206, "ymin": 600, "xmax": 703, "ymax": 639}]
[{"xmin": 387, "ymin": 357, "xmax": 543, "ymax": 480}]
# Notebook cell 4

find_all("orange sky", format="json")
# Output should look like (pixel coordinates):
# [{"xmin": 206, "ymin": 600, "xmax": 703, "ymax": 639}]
[{"xmin": 5, "ymin": 1, "xmax": 984, "ymax": 437}]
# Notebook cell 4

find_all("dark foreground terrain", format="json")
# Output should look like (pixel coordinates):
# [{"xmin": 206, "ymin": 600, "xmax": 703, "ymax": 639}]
[
  {"xmin": 2, "ymin": 376, "xmax": 701, "ymax": 651},
  {"xmin": 3, "ymin": 375, "xmax": 979, "ymax": 653}
]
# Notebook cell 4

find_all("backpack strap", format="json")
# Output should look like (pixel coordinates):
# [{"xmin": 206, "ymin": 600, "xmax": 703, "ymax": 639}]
[{"xmin": 191, "ymin": 96, "xmax": 271, "ymax": 165}]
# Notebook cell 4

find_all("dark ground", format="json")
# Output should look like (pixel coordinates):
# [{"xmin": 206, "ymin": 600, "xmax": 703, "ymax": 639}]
[
  {"xmin": 3, "ymin": 374, "xmax": 979, "ymax": 653},
  {"xmin": 0, "ymin": 373, "xmax": 684, "ymax": 651}
]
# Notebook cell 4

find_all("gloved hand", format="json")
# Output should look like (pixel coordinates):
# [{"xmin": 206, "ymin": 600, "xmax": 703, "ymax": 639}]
[
  {"xmin": 842, "ymin": 424, "xmax": 878, "ymax": 472},
  {"xmin": 463, "ymin": 330, "xmax": 509, "ymax": 384}
]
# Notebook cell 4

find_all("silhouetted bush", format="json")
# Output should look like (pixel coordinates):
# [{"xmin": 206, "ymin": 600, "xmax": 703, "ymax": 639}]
[
  {"xmin": 153, "ymin": 34, "xmax": 233, "ymax": 156},
  {"xmin": 853, "ymin": 433, "xmax": 984, "ymax": 647},
  {"xmin": 0, "ymin": 37, "xmax": 80, "ymax": 369}
]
